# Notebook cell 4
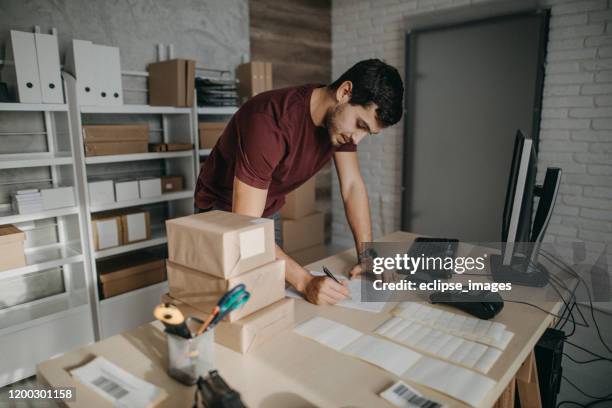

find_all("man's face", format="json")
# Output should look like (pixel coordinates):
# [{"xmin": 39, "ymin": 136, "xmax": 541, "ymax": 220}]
[{"xmin": 325, "ymin": 101, "xmax": 381, "ymax": 147}]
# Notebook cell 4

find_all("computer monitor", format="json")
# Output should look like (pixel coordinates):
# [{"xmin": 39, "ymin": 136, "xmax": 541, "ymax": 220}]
[{"xmin": 491, "ymin": 130, "xmax": 562, "ymax": 287}]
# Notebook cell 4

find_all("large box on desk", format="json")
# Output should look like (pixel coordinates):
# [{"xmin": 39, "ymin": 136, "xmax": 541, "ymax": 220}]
[
  {"xmin": 215, "ymin": 298, "xmax": 294, "ymax": 354},
  {"xmin": 98, "ymin": 255, "xmax": 166, "ymax": 298},
  {"xmin": 280, "ymin": 178, "xmax": 316, "ymax": 219},
  {"xmin": 198, "ymin": 122, "xmax": 226, "ymax": 149},
  {"xmin": 288, "ymin": 243, "xmax": 326, "ymax": 266},
  {"xmin": 91, "ymin": 216, "xmax": 122, "ymax": 250},
  {"xmin": 167, "ymin": 259, "xmax": 285, "ymax": 322},
  {"xmin": 0, "ymin": 225, "xmax": 26, "ymax": 272},
  {"xmin": 166, "ymin": 211, "xmax": 275, "ymax": 279},
  {"xmin": 147, "ymin": 59, "xmax": 195, "ymax": 107},
  {"xmin": 281, "ymin": 212, "xmax": 324, "ymax": 253}
]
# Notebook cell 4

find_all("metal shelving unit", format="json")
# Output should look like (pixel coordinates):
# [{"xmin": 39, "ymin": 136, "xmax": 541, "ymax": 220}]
[{"xmin": 0, "ymin": 78, "xmax": 95, "ymax": 387}]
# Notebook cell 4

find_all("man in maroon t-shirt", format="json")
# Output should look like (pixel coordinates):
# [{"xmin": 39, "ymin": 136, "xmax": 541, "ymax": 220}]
[{"xmin": 195, "ymin": 59, "xmax": 404, "ymax": 305}]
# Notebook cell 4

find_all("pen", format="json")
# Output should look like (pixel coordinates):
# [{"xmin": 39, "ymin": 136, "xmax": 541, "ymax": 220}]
[{"xmin": 322, "ymin": 266, "xmax": 341, "ymax": 284}]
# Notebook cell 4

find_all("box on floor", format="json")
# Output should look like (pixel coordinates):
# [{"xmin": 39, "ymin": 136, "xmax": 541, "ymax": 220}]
[
  {"xmin": 167, "ymin": 259, "xmax": 285, "ymax": 322},
  {"xmin": 281, "ymin": 212, "xmax": 324, "ymax": 253},
  {"xmin": 166, "ymin": 210, "xmax": 275, "ymax": 279}
]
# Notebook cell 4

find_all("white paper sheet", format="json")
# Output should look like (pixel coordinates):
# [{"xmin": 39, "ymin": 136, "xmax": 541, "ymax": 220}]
[
  {"xmin": 294, "ymin": 316, "xmax": 362, "ymax": 351},
  {"xmin": 403, "ymin": 356, "xmax": 496, "ymax": 407},
  {"xmin": 342, "ymin": 334, "xmax": 421, "ymax": 376},
  {"xmin": 286, "ymin": 271, "xmax": 388, "ymax": 313},
  {"xmin": 71, "ymin": 356, "xmax": 163, "ymax": 407}
]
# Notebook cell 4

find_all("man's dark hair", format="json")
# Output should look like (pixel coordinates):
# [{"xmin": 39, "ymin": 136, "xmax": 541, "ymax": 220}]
[{"xmin": 329, "ymin": 59, "xmax": 404, "ymax": 127}]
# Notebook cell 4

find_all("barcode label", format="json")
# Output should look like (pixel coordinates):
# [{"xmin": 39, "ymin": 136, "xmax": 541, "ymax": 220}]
[
  {"xmin": 381, "ymin": 381, "xmax": 444, "ymax": 408},
  {"xmin": 92, "ymin": 376, "xmax": 129, "ymax": 400}
]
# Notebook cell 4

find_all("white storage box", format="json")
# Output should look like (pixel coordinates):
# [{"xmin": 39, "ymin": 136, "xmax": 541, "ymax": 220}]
[
  {"xmin": 115, "ymin": 180, "xmax": 139, "ymax": 202},
  {"xmin": 40, "ymin": 187, "xmax": 75, "ymax": 210},
  {"xmin": 139, "ymin": 178, "xmax": 162, "ymax": 198},
  {"xmin": 88, "ymin": 180, "xmax": 115, "ymax": 206}
]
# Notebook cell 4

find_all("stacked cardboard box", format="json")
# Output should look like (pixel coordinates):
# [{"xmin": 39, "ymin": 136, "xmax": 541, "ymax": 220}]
[
  {"xmin": 198, "ymin": 122, "xmax": 227, "ymax": 149},
  {"xmin": 0, "ymin": 224, "xmax": 26, "ymax": 272},
  {"xmin": 280, "ymin": 178, "xmax": 326, "ymax": 265},
  {"xmin": 236, "ymin": 61, "xmax": 273, "ymax": 104},
  {"xmin": 98, "ymin": 251, "xmax": 166, "ymax": 298},
  {"xmin": 165, "ymin": 210, "xmax": 294, "ymax": 353},
  {"xmin": 83, "ymin": 124, "xmax": 149, "ymax": 157},
  {"xmin": 147, "ymin": 59, "xmax": 195, "ymax": 107}
]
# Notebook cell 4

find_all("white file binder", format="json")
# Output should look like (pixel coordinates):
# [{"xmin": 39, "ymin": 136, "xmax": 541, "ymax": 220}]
[
  {"xmin": 95, "ymin": 44, "xmax": 123, "ymax": 106},
  {"xmin": 2, "ymin": 30, "xmax": 42, "ymax": 103},
  {"xmin": 34, "ymin": 32, "xmax": 64, "ymax": 104},
  {"xmin": 65, "ymin": 39, "xmax": 98, "ymax": 106}
]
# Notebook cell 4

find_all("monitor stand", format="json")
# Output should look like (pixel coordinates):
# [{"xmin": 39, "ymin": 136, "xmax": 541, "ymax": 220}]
[{"xmin": 490, "ymin": 254, "xmax": 549, "ymax": 287}]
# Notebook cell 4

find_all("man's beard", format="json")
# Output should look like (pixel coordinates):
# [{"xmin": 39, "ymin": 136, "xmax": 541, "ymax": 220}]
[{"xmin": 324, "ymin": 103, "xmax": 345, "ymax": 146}]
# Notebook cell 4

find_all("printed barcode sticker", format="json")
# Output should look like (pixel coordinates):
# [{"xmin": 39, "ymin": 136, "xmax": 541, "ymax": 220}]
[
  {"xmin": 380, "ymin": 381, "xmax": 444, "ymax": 408},
  {"xmin": 92, "ymin": 376, "xmax": 129, "ymax": 400}
]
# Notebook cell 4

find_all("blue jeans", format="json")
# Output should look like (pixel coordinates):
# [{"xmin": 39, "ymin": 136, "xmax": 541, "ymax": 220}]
[{"xmin": 197, "ymin": 207, "xmax": 282, "ymax": 247}]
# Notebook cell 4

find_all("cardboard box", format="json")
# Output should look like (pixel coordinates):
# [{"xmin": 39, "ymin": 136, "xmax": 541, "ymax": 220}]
[
  {"xmin": 138, "ymin": 178, "xmax": 162, "ymax": 198},
  {"xmin": 280, "ymin": 177, "xmax": 316, "ymax": 220},
  {"xmin": 120, "ymin": 212, "xmax": 151, "ymax": 244},
  {"xmin": 167, "ymin": 259, "xmax": 285, "ymax": 322},
  {"xmin": 88, "ymin": 180, "xmax": 115, "ymax": 206},
  {"xmin": 115, "ymin": 180, "xmax": 140, "ymax": 202},
  {"xmin": 84, "ymin": 141, "xmax": 148, "ymax": 157},
  {"xmin": 91, "ymin": 216, "xmax": 122, "ymax": 250},
  {"xmin": 161, "ymin": 176, "xmax": 183, "ymax": 193},
  {"xmin": 281, "ymin": 212, "xmax": 324, "ymax": 253},
  {"xmin": 98, "ymin": 255, "xmax": 165, "ymax": 298},
  {"xmin": 215, "ymin": 298, "xmax": 294, "ymax": 354},
  {"xmin": 149, "ymin": 143, "xmax": 193, "ymax": 152},
  {"xmin": 82, "ymin": 124, "xmax": 148, "ymax": 143},
  {"xmin": 236, "ymin": 62, "xmax": 273, "ymax": 102},
  {"xmin": 40, "ymin": 186, "xmax": 75, "ymax": 210},
  {"xmin": 148, "ymin": 59, "xmax": 195, "ymax": 107},
  {"xmin": 166, "ymin": 211, "xmax": 275, "ymax": 279},
  {"xmin": 198, "ymin": 122, "xmax": 226, "ymax": 149},
  {"xmin": 0, "ymin": 224, "xmax": 26, "ymax": 272},
  {"xmin": 288, "ymin": 243, "xmax": 327, "ymax": 266}
]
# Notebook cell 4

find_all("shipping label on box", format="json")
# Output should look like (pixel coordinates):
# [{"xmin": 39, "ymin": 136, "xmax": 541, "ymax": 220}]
[
  {"xmin": 120, "ymin": 212, "xmax": 151, "ymax": 244},
  {"xmin": 40, "ymin": 186, "xmax": 75, "ymax": 210},
  {"xmin": 167, "ymin": 259, "xmax": 285, "ymax": 322},
  {"xmin": 138, "ymin": 178, "xmax": 162, "ymax": 198},
  {"xmin": 281, "ymin": 212, "xmax": 324, "ymax": 253},
  {"xmin": 166, "ymin": 210, "xmax": 275, "ymax": 278},
  {"xmin": 92, "ymin": 216, "xmax": 122, "ymax": 250},
  {"xmin": 214, "ymin": 298, "xmax": 294, "ymax": 354},
  {"xmin": 115, "ymin": 180, "xmax": 140, "ymax": 202},
  {"xmin": 88, "ymin": 180, "xmax": 115, "ymax": 205},
  {"xmin": 280, "ymin": 177, "xmax": 316, "ymax": 220}
]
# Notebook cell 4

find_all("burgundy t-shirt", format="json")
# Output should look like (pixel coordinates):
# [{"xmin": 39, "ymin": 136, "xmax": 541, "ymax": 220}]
[{"xmin": 195, "ymin": 84, "xmax": 357, "ymax": 216}]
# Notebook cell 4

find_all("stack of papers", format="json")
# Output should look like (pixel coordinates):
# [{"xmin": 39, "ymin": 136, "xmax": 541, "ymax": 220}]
[
  {"xmin": 393, "ymin": 303, "xmax": 514, "ymax": 349},
  {"xmin": 285, "ymin": 272, "xmax": 389, "ymax": 313},
  {"xmin": 295, "ymin": 317, "xmax": 496, "ymax": 407},
  {"xmin": 12, "ymin": 189, "xmax": 43, "ymax": 214},
  {"xmin": 375, "ymin": 316, "xmax": 502, "ymax": 373},
  {"xmin": 71, "ymin": 356, "xmax": 165, "ymax": 407}
]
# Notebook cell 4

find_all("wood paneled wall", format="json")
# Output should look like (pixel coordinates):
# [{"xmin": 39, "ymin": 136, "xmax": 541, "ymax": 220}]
[{"xmin": 249, "ymin": 0, "xmax": 334, "ymax": 244}]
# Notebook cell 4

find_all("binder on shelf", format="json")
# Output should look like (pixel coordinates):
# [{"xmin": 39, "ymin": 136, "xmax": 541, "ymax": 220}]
[
  {"xmin": 95, "ymin": 44, "xmax": 123, "ymax": 106},
  {"xmin": 34, "ymin": 32, "xmax": 63, "ymax": 104},
  {"xmin": 2, "ymin": 30, "xmax": 42, "ymax": 103},
  {"xmin": 65, "ymin": 39, "xmax": 98, "ymax": 106}
]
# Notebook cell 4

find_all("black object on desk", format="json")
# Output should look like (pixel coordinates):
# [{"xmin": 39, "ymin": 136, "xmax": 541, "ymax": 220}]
[
  {"xmin": 195, "ymin": 370, "xmax": 246, "ymax": 408},
  {"xmin": 430, "ymin": 290, "xmax": 504, "ymax": 320},
  {"xmin": 403, "ymin": 237, "xmax": 459, "ymax": 280}
]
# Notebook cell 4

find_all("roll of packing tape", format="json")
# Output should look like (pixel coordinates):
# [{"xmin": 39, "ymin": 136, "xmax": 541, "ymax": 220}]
[{"xmin": 154, "ymin": 303, "xmax": 185, "ymax": 326}]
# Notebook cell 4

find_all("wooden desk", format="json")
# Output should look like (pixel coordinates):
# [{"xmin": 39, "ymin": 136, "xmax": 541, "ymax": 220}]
[{"xmin": 37, "ymin": 231, "xmax": 562, "ymax": 407}]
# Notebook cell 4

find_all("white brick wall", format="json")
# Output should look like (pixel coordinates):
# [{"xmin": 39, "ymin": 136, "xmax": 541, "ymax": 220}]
[{"xmin": 331, "ymin": 0, "xmax": 612, "ymax": 256}]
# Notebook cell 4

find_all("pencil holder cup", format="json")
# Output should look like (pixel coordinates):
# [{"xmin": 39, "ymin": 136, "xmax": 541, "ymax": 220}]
[{"xmin": 166, "ymin": 329, "xmax": 215, "ymax": 385}]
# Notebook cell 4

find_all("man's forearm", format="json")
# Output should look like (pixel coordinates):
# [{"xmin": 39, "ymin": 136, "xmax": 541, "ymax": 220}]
[
  {"xmin": 276, "ymin": 244, "xmax": 312, "ymax": 293},
  {"xmin": 342, "ymin": 181, "xmax": 372, "ymax": 255}
]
